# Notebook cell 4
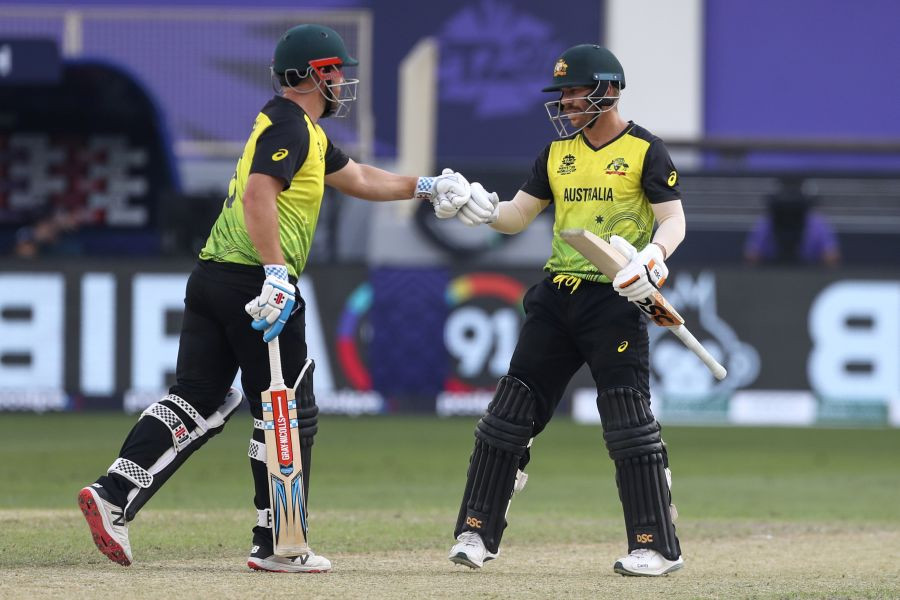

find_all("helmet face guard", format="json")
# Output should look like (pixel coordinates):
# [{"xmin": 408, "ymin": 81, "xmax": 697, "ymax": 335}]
[
  {"xmin": 543, "ymin": 81, "xmax": 620, "ymax": 137},
  {"xmin": 276, "ymin": 56, "xmax": 358, "ymax": 118}
]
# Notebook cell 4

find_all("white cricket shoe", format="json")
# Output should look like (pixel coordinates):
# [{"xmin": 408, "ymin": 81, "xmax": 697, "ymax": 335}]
[
  {"xmin": 614, "ymin": 548, "xmax": 684, "ymax": 576},
  {"xmin": 247, "ymin": 545, "xmax": 332, "ymax": 573},
  {"xmin": 448, "ymin": 531, "xmax": 498, "ymax": 569},
  {"xmin": 78, "ymin": 484, "xmax": 133, "ymax": 566}
]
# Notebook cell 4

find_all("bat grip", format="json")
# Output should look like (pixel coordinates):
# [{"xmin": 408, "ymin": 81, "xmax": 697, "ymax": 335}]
[
  {"xmin": 671, "ymin": 325, "xmax": 728, "ymax": 381},
  {"xmin": 267, "ymin": 337, "xmax": 285, "ymax": 387}
]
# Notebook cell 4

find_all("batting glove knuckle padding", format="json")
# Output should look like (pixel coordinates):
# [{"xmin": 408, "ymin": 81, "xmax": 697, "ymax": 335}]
[
  {"xmin": 245, "ymin": 266, "xmax": 295, "ymax": 342},
  {"xmin": 457, "ymin": 182, "xmax": 499, "ymax": 226},
  {"xmin": 610, "ymin": 236, "xmax": 668, "ymax": 303},
  {"xmin": 419, "ymin": 168, "xmax": 471, "ymax": 218}
]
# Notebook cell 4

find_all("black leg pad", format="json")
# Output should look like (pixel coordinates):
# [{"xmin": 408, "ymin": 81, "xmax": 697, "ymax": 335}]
[
  {"xmin": 295, "ymin": 360, "xmax": 318, "ymax": 503},
  {"xmin": 455, "ymin": 376, "xmax": 534, "ymax": 553},
  {"xmin": 598, "ymin": 387, "xmax": 681, "ymax": 560}
]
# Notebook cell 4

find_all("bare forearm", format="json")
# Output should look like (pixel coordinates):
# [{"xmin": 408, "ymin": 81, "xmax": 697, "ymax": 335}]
[
  {"xmin": 330, "ymin": 163, "xmax": 418, "ymax": 201},
  {"xmin": 360, "ymin": 164, "xmax": 418, "ymax": 200}
]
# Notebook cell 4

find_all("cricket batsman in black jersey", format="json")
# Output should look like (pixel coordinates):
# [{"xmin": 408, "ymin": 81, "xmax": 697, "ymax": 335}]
[
  {"xmin": 78, "ymin": 24, "xmax": 472, "ymax": 572},
  {"xmin": 445, "ymin": 44, "xmax": 687, "ymax": 576}
]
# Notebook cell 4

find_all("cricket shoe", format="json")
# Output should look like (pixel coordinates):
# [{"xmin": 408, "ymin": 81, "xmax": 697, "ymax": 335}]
[
  {"xmin": 77, "ymin": 484, "xmax": 133, "ymax": 566},
  {"xmin": 448, "ymin": 531, "xmax": 498, "ymax": 569},
  {"xmin": 613, "ymin": 548, "xmax": 684, "ymax": 576},
  {"xmin": 247, "ymin": 543, "xmax": 332, "ymax": 573}
]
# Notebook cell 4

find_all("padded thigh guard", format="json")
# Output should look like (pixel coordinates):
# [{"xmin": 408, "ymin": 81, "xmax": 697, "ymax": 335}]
[
  {"xmin": 598, "ymin": 387, "xmax": 681, "ymax": 560},
  {"xmin": 111, "ymin": 388, "xmax": 243, "ymax": 522},
  {"xmin": 455, "ymin": 376, "xmax": 535, "ymax": 554}
]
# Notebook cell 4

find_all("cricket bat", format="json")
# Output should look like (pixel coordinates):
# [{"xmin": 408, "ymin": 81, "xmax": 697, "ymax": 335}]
[
  {"xmin": 262, "ymin": 337, "xmax": 308, "ymax": 556},
  {"xmin": 560, "ymin": 229, "xmax": 727, "ymax": 380}
]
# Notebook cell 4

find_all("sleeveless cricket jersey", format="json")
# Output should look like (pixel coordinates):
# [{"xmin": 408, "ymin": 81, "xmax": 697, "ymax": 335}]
[
  {"xmin": 521, "ymin": 122, "xmax": 681, "ymax": 283},
  {"xmin": 200, "ymin": 96, "xmax": 349, "ymax": 278}
]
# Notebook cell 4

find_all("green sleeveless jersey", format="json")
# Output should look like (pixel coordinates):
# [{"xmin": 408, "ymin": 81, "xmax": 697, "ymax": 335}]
[
  {"xmin": 200, "ymin": 96, "xmax": 349, "ymax": 277},
  {"xmin": 521, "ymin": 123, "xmax": 681, "ymax": 283}
]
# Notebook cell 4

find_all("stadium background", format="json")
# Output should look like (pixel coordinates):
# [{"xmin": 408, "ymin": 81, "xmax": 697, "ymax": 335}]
[
  {"xmin": 1, "ymin": 0, "xmax": 898, "ymax": 427},
  {"xmin": 1, "ymin": 2, "xmax": 899, "ymax": 598}
]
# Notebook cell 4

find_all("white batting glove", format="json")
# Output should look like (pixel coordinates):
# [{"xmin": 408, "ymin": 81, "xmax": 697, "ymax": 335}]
[
  {"xmin": 457, "ymin": 182, "xmax": 499, "ymax": 226},
  {"xmin": 416, "ymin": 168, "xmax": 471, "ymax": 219},
  {"xmin": 245, "ymin": 265, "xmax": 296, "ymax": 343},
  {"xmin": 610, "ymin": 236, "xmax": 668, "ymax": 303}
]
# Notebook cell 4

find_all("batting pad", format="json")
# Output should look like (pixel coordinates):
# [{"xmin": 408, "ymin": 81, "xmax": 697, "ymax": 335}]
[
  {"xmin": 117, "ymin": 388, "xmax": 242, "ymax": 521},
  {"xmin": 598, "ymin": 387, "xmax": 681, "ymax": 560},
  {"xmin": 455, "ymin": 376, "xmax": 534, "ymax": 554},
  {"xmin": 294, "ymin": 359, "xmax": 318, "ymax": 502}
]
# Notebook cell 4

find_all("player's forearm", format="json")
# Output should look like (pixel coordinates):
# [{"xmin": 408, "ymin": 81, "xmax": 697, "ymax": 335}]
[
  {"xmin": 490, "ymin": 191, "xmax": 547, "ymax": 234},
  {"xmin": 334, "ymin": 163, "xmax": 418, "ymax": 201},
  {"xmin": 489, "ymin": 202, "xmax": 527, "ymax": 233},
  {"xmin": 244, "ymin": 191, "xmax": 286, "ymax": 265},
  {"xmin": 650, "ymin": 200, "xmax": 686, "ymax": 258}
]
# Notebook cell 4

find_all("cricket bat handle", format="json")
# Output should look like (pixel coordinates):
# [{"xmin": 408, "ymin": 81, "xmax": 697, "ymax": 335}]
[
  {"xmin": 670, "ymin": 324, "xmax": 728, "ymax": 380},
  {"xmin": 267, "ymin": 337, "xmax": 285, "ymax": 388}
]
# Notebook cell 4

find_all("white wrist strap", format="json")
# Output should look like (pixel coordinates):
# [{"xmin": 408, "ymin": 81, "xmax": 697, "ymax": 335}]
[{"xmin": 257, "ymin": 508, "xmax": 272, "ymax": 528}]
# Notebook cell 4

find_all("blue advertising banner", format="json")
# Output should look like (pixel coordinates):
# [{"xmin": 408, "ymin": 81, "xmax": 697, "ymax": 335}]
[{"xmin": 1, "ymin": 260, "xmax": 898, "ymax": 428}]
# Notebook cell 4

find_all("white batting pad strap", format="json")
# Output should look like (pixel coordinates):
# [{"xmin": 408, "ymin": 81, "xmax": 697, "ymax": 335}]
[
  {"xmin": 164, "ymin": 394, "xmax": 209, "ymax": 434},
  {"xmin": 292, "ymin": 358, "xmax": 314, "ymax": 392},
  {"xmin": 513, "ymin": 469, "xmax": 528, "ymax": 494},
  {"xmin": 142, "ymin": 402, "xmax": 191, "ymax": 451},
  {"xmin": 207, "ymin": 388, "xmax": 243, "ymax": 429},
  {"xmin": 257, "ymin": 508, "xmax": 272, "ymax": 528},
  {"xmin": 665, "ymin": 467, "xmax": 678, "ymax": 522},
  {"xmin": 248, "ymin": 439, "xmax": 266, "ymax": 462},
  {"xmin": 253, "ymin": 418, "xmax": 266, "ymax": 430},
  {"xmin": 109, "ymin": 457, "xmax": 153, "ymax": 489}
]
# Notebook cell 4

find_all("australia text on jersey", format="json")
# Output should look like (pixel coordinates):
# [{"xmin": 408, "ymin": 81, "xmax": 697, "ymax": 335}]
[{"xmin": 563, "ymin": 187, "xmax": 615, "ymax": 202}]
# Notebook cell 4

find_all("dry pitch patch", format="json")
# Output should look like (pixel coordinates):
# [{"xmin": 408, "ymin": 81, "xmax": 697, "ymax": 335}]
[{"xmin": 2, "ymin": 511, "xmax": 897, "ymax": 600}]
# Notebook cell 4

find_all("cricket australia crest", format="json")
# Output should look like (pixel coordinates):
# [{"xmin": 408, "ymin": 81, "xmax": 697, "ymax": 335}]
[
  {"xmin": 553, "ymin": 58, "xmax": 568, "ymax": 78},
  {"xmin": 605, "ymin": 157, "xmax": 629, "ymax": 176}
]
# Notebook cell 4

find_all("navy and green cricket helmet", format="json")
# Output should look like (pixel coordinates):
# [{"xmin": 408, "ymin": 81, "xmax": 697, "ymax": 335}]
[
  {"xmin": 542, "ymin": 44, "xmax": 625, "ymax": 136},
  {"xmin": 272, "ymin": 24, "xmax": 359, "ymax": 118},
  {"xmin": 542, "ymin": 44, "xmax": 625, "ymax": 92},
  {"xmin": 273, "ymin": 24, "xmax": 358, "ymax": 76}
]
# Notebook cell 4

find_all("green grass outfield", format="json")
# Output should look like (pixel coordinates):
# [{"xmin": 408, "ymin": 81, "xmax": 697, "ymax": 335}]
[{"xmin": 1, "ymin": 413, "xmax": 898, "ymax": 599}]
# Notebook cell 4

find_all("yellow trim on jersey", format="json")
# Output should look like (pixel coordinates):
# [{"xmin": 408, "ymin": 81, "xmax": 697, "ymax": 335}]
[{"xmin": 545, "ymin": 131, "xmax": 656, "ymax": 283}]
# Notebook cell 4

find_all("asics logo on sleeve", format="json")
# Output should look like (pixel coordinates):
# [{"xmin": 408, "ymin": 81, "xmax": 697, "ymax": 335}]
[{"xmin": 272, "ymin": 149, "xmax": 289, "ymax": 161}]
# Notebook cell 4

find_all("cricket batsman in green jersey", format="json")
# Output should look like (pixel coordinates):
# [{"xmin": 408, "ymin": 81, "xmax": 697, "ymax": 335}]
[
  {"xmin": 445, "ymin": 44, "xmax": 688, "ymax": 577},
  {"xmin": 78, "ymin": 24, "xmax": 472, "ymax": 573}
]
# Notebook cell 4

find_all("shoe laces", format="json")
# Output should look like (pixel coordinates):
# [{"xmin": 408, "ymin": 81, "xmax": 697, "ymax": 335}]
[
  {"xmin": 629, "ymin": 548, "xmax": 654, "ymax": 558},
  {"xmin": 457, "ymin": 531, "xmax": 484, "ymax": 549}
]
